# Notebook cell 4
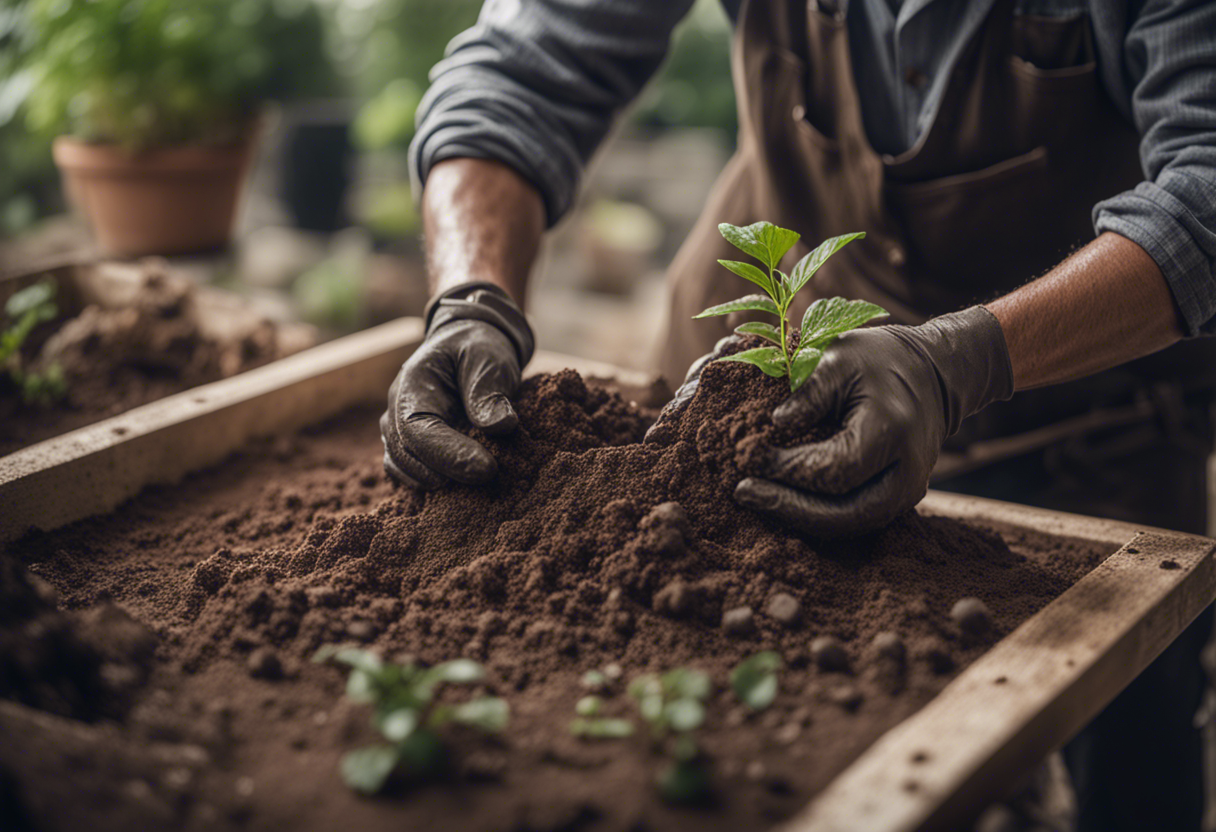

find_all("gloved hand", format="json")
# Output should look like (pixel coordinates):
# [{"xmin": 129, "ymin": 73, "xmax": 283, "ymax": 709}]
[
  {"xmin": 734, "ymin": 306, "xmax": 1014, "ymax": 537},
  {"xmin": 380, "ymin": 282, "xmax": 534, "ymax": 488}
]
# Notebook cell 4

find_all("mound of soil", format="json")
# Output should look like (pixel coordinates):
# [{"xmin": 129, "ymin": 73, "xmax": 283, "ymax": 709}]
[
  {"xmin": 5, "ymin": 362, "xmax": 1109, "ymax": 831},
  {"xmin": 0, "ymin": 262, "xmax": 307, "ymax": 456}
]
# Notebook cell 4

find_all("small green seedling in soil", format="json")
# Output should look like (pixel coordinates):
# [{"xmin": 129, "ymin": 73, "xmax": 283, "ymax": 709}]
[
  {"xmin": 731, "ymin": 651, "xmax": 783, "ymax": 711},
  {"xmin": 314, "ymin": 646, "xmax": 509, "ymax": 795},
  {"xmin": 694, "ymin": 221, "xmax": 888, "ymax": 391},
  {"xmin": 628, "ymin": 667, "xmax": 713, "ymax": 804},
  {"xmin": 569, "ymin": 694, "xmax": 635, "ymax": 739},
  {"xmin": 1, "ymin": 281, "xmax": 66, "ymax": 405}
]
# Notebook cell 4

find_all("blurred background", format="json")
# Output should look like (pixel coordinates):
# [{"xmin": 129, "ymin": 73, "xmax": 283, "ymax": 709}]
[{"xmin": 0, "ymin": 0, "xmax": 737, "ymax": 371}]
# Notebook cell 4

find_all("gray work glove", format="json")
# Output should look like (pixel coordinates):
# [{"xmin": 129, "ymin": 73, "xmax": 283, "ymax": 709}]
[
  {"xmin": 735, "ymin": 306, "xmax": 1014, "ymax": 537},
  {"xmin": 380, "ymin": 282, "xmax": 534, "ymax": 488}
]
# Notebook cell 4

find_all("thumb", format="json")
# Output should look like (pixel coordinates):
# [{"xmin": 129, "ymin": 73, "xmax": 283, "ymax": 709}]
[{"xmin": 459, "ymin": 330, "xmax": 521, "ymax": 434}]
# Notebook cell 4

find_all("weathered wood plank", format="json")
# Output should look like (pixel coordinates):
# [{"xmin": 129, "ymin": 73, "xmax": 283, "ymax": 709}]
[
  {"xmin": 783, "ymin": 508, "xmax": 1216, "ymax": 832},
  {"xmin": 0, "ymin": 317, "xmax": 423, "ymax": 544}
]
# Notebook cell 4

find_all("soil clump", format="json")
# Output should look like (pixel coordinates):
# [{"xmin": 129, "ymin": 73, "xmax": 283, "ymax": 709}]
[
  {"xmin": 0, "ymin": 262, "xmax": 306, "ymax": 456},
  {"xmin": 5, "ymin": 362, "xmax": 1109, "ymax": 831}
]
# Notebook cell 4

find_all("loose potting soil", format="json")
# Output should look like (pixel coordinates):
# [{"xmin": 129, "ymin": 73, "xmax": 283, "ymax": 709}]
[
  {"xmin": 0, "ymin": 264, "xmax": 297, "ymax": 457},
  {"xmin": 3, "ymin": 359, "xmax": 1109, "ymax": 831}
]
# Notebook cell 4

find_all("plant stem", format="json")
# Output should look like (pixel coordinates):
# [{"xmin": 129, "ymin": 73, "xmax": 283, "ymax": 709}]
[{"xmin": 771, "ymin": 264, "xmax": 793, "ymax": 377}]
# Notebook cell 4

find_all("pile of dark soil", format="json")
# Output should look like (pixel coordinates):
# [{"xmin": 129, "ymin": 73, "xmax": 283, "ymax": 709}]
[
  {"xmin": 0, "ymin": 263, "xmax": 303, "ymax": 456},
  {"xmin": 4, "ymin": 361, "xmax": 1109, "ymax": 831}
]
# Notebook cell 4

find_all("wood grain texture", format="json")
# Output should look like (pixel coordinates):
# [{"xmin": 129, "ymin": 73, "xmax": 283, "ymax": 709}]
[{"xmin": 0, "ymin": 317, "xmax": 423, "ymax": 544}]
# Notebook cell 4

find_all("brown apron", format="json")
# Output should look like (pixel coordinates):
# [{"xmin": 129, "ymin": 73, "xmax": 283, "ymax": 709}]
[{"xmin": 659, "ymin": 0, "xmax": 1216, "ymax": 450}]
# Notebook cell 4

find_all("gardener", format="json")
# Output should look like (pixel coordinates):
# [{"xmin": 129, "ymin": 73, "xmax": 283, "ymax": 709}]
[{"xmin": 379, "ymin": 0, "xmax": 1216, "ymax": 829}]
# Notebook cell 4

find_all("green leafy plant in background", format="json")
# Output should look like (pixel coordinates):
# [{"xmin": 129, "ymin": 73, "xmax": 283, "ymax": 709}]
[
  {"xmin": 695, "ymin": 221, "xmax": 888, "ymax": 392},
  {"xmin": 628, "ymin": 667, "xmax": 713, "ymax": 804},
  {"xmin": 730, "ymin": 651, "xmax": 782, "ymax": 711},
  {"xmin": 1, "ymin": 281, "xmax": 65, "ymax": 405},
  {"xmin": 315, "ymin": 647, "xmax": 508, "ymax": 795},
  {"xmin": 18, "ymin": 0, "xmax": 335, "ymax": 150}
]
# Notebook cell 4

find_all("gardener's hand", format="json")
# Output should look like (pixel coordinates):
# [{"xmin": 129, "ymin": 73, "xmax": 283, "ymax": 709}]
[
  {"xmin": 381, "ymin": 282, "xmax": 534, "ymax": 489},
  {"xmin": 735, "ymin": 306, "xmax": 1013, "ymax": 538}
]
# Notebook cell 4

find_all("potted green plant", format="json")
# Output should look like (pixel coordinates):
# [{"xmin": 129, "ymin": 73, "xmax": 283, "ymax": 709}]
[{"xmin": 17, "ymin": 0, "xmax": 333, "ymax": 256}]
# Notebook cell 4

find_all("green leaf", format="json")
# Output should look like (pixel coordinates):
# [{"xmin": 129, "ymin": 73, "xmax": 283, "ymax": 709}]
[
  {"xmin": 664, "ymin": 699, "xmax": 705, "ymax": 732},
  {"xmin": 451, "ymin": 697, "xmax": 509, "ymax": 733},
  {"xmin": 787, "ymin": 233, "xmax": 866, "ymax": 296},
  {"xmin": 719, "ymin": 346, "xmax": 788, "ymax": 378},
  {"xmin": 789, "ymin": 345, "xmax": 824, "ymax": 392},
  {"xmin": 693, "ymin": 295, "xmax": 781, "ymax": 319},
  {"xmin": 432, "ymin": 659, "xmax": 484, "ymax": 684},
  {"xmin": 315, "ymin": 646, "xmax": 383, "ymax": 674},
  {"xmin": 730, "ymin": 651, "xmax": 783, "ymax": 711},
  {"xmin": 800, "ymin": 296, "xmax": 889, "ymax": 348},
  {"xmin": 378, "ymin": 708, "xmax": 418, "ymax": 742},
  {"xmin": 570, "ymin": 717, "xmax": 636, "ymax": 739},
  {"xmin": 347, "ymin": 669, "xmax": 377, "ymax": 704},
  {"xmin": 717, "ymin": 260, "xmax": 773, "ymax": 295},
  {"xmin": 734, "ymin": 322, "xmax": 782, "ymax": 345},
  {"xmin": 340, "ymin": 745, "xmax": 399, "ymax": 794},
  {"xmin": 663, "ymin": 668, "xmax": 711, "ymax": 701},
  {"xmin": 581, "ymin": 669, "xmax": 607, "ymax": 690},
  {"xmin": 628, "ymin": 675, "xmax": 664, "ymax": 724},
  {"xmin": 575, "ymin": 695, "xmax": 602, "ymax": 717},
  {"xmin": 5, "ymin": 281, "xmax": 54, "ymax": 319},
  {"xmin": 719, "ymin": 222, "xmax": 801, "ymax": 271}
]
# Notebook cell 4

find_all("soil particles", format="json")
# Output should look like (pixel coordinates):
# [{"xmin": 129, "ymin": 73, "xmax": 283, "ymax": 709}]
[
  {"xmin": 2, "ymin": 358, "xmax": 1110, "ymax": 831},
  {"xmin": 0, "ymin": 264, "xmax": 292, "ymax": 457}
]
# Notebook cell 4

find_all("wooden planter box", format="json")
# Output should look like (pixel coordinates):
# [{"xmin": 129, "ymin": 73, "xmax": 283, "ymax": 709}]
[{"xmin": 2, "ymin": 316, "xmax": 1213, "ymax": 831}]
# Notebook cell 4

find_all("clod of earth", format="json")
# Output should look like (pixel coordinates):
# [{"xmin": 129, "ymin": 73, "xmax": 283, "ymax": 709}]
[
  {"xmin": 766, "ymin": 592, "xmax": 802, "ymax": 627},
  {"xmin": 722, "ymin": 606, "xmax": 757, "ymax": 637},
  {"xmin": 951, "ymin": 597, "xmax": 994, "ymax": 636},
  {"xmin": 811, "ymin": 635, "xmax": 850, "ymax": 673}
]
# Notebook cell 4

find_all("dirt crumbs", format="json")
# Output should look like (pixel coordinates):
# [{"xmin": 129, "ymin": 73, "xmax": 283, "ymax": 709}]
[
  {"xmin": 0, "ymin": 260, "xmax": 309, "ymax": 456},
  {"xmin": 4, "ymin": 363, "xmax": 1110, "ymax": 831}
]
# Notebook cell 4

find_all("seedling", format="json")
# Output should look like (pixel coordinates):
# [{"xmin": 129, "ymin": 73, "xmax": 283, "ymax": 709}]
[
  {"xmin": 730, "ymin": 651, "xmax": 782, "ymax": 711},
  {"xmin": 315, "ymin": 646, "xmax": 509, "ymax": 795},
  {"xmin": 1, "ymin": 281, "xmax": 65, "ymax": 405},
  {"xmin": 628, "ymin": 667, "xmax": 713, "ymax": 804},
  {"xmin": 695, "ymin": 222, "xmax": 888, "ymax": 391},
  {"xmin": 569, "ymin": 694, "xmax": 635, "ymax": 739}
]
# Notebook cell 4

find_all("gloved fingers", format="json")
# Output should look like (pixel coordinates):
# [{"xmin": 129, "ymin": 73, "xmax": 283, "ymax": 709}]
[
  {"xmin": 458, "ymin": 336, "xmax": 521, "ymax": 435},
  {"xmin": 734, "ymin": 465, "xmax": 915, "ymax": 539},
  {"xmin": 380, "ymin": 412, "xmax": 447, "ymax": 489},
  {"xmin": 396, "ymin": 412, "xmax": 499, "ymax": 485},
  {"xmin": 772, "ymin": 345, "xmax": 852, "ymax": 429},
  {"xmin": 763, "ymin": 404, "xmax": 903, "ymax": 495}
]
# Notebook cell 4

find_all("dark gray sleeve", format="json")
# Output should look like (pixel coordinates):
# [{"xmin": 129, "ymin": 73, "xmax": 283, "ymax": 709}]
[
  {"xmin": 1092, "ymin": 0, "xmax": 1216, "ymax": 336},
  {"xmin": 409, "ymin": 0, "xmax": 697, "ymax": 227}
]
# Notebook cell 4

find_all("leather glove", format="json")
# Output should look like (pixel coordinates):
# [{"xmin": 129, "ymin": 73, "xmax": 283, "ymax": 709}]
[
  {"xmin": 734, "ymin": 306, "xmax": 1014, "ymax": 537},
  {"xmin": 380, "ymin": 282, "xmax": 534, "ymax": 488}
]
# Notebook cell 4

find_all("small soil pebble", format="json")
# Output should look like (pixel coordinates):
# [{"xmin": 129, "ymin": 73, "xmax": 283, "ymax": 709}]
[
  {"xmin": 775, "ymin": 721, "xmax": 802, "ymax": 744},
  {"xmin": 653, "ymin": 580, "xmax": 695, "ymax": 617},
  {"xmin": 872, "ymin": 632, "xmax": 907, "ymax": 664},
  {"xmin": 246, "ymin": 648, "xmax": 283, "ymax": 681},
  {"xmin": 811, "ymin": 635, "xmax": 850, "ymax": 673},
  {"xmin": 917, "ymin": 638, "xmax": 955, "ymax": 674},
  {"xmin": 722, "ymin": 606, "xmax": 756, "ymax": 637},
  {"xmin": 639, "ymin": 501, "xmax": 690, "ymax": 537},
  {"xmin": 827, "ymin": 684, "xmax": 864, "ymax": 712},
  {"xmin": 765, "ymin": 592, "xmax": 802, "ymax": 627},
  {"xmin": 950, "ymin": 597, "xmax": 993, "ymax": 636}
]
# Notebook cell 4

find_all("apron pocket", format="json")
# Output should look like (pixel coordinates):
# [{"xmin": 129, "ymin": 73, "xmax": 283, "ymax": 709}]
[
  {"xmin": 884, "ymin": 146, "xmax": 1075, "ymax": 307},
  {"xmin": 770, "ymin": 48, "xmax": 840, "ymax": 151}
]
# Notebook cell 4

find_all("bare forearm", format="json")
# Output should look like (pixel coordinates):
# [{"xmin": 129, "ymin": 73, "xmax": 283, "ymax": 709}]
[
  {"xmin": 421, "ymin": 158, "xmax": 546, "ymax": 305},
  {"xmin": 985, "ymin": 232, "xmax": 1184, "ymax": 390}
]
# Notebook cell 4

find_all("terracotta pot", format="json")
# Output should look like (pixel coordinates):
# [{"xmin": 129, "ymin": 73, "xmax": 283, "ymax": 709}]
[{"xmin": 52, "ymin": 133, "xmax": 257, "ymax": 257}]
